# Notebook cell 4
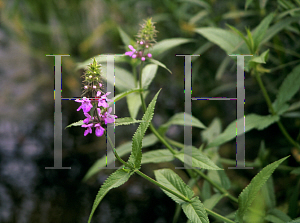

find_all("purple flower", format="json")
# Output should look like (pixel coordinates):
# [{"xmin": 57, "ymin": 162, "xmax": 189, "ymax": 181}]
[
  {"xmin": 97, "ymin": 92, "xmax": 112, "ymax": 108},
  {"xmin": 75, "ymin": 97, "xmax": 93, "ymax": 113},
  {"xmin": 83, "ymin": 112, "xmax": 93, "ymax": 124},
  {"xmin": 94, "ymin": 123, "xmax": 105, "ymax": 137},
  {"xmin": 147, "ymin": 53, "xmax": 152, "ymax": 58},
  {"xmin": 81, "ymin": 123, "xmax": 93, "ymax": 136},
  {"xmin": 103, "ymin": 107, "xmax": 117, "ymax": 124},
  {"xmin": 125, "ymin": 45, "xmax": 136, "ymax": 57}
]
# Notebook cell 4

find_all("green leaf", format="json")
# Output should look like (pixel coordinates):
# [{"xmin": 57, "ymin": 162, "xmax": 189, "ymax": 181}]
[
  {"xmin": 88, "ymin": 168, "xmax": 134, "ymax": 223},
  {"xmin": 265, "ymin": 209, "xmax": 292, "ymax": 223},
  {"xmin": 194, "ymin": 27, "xmax": 243, "ymax": 53},
  {"xmin": 175, "ymin": 147, "xmax": 223, "ymax": 170},
  {"xmin": 127, "ymin": 90, "xmax": 161, "ymax": 169},
  {"xmin": 154, "ymin": 168, "xmax": 194, "ymax": 204},
  {"xmin": 82, "ymin": 134, "xmax": 157, "ymax": 181},
  {"xmin": 207, "ymin": 114, "xmax": 280, "ymax": 148},
  {"xmin": 235, "ymin": 156, "xmax": 290, "ymax": 223},
  {"xmin": 65, "ymin": 120, "xmax": 84, "ymax": 129},
  {"xmin": 203, "ymin": 193, "xmax": 225, "ymax": 209},
  {"xmin": 160, "ymin": 112, "xmax": 206, "ymax": 134},
  {"xmin": 110, "ymin": 88, "xmax": 144, "ymax": 105},
  {"xmin": 118, "ymin": 26, "xmax": 133, "ymax": 46},
  {"xmin": 226, "ymin": 24, "xmax": 251, "ymax": 52},
  {"xmin": 245, "ymin": 0, "xmax": 254, "ymax": 10},
  {"xmin": 261, "ymin": 177, "xmax": 276, "ymax": 210},
  {"xmin": 141, "ymin": 64, "xmax": 158, "ymax": 89},
  {"xmin": 261, "ymin": 17, "xmax": 300, "ymax": 44},
  {"xmin": 181, "ymin": 197, "xmax": 209, "ymax": 223},
  {"xmin": 252, "ymin": 13, "xmax": 274, "ymax": 51},
  {"xmin": 250, "ymin": 49, "xmax": 269, "ymax": 64},
  {"xmin": 290, "ymin": 167, "xmax": 300, "ymax": 175},
  {"xmin": 126, "ymin": 91, "xmax": 148, "ymax": 119},
  {"xmin": 287, "ymin": 217, "xmax": 300, "ymax": 223},
  {"xmin": 149, "ymin": 58, "xmax": 172, "ymax": 74},
  {"xmin": 151, "ymin": 38, "xmax": 194, "ymax": 57},
  {"xmin": 201, "ymin": 117, "xmax": 222, "ymax": 144},
  {"xmin": 112, "ymin": 66, "xmax": 135, "ymax": 91},
  {"xmin": 112, "ymin": 117, "xmax": 143, "ymax": 127},
  {"xmin": 141, "ymin": 149, "xmax": 174, "ymax": 164},
  {"xmin": 273, "ymin": 64, "xmax": 300, "ymax": 114}
]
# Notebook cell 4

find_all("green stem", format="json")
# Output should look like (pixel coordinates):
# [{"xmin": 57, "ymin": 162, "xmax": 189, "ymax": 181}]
[
  {"xmin": 166, "ymin": 137, "xmax": 239, "ymax": 203},
  {"xmin": 135, "ymin": 169, "xmax": 191, "ymax": 203},
  {"xmin": 137, "ymin": 63, "xmax": 177, "ymax": 155},
  {"xmin": 255, "ymin": 71, "xmax": 300, "ymax": 150},
  {"xmin": 205, "ymin": 208, "xmax": 236, "ymax": 223},
  {"xmin": 106, "ymin": 133, "xmax": 133, "ymax": 169}
]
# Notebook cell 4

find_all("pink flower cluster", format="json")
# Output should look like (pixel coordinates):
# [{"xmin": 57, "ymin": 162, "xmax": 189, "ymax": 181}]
[
  {"xmin": 125, "ymin": 44, "xmax": 152, "ymax": 61},
  {"xmin": 75, "ymin": 90, "xmax": 117, "ymax": 137}
]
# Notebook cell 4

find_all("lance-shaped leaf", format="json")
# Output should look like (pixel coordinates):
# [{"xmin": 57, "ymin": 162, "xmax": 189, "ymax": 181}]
[
  {"xmin": 83, "ymin": 134, "xmax": 157, "ymax": 181},
  {"xmin": 207, "ymin": 114, "xmax": 279, "ymax": 148},
  {"xmin": 141, "ymin": 149, "xmax": 174, "ymax": 164},
  {"xmin": 111, "ymin": 117, "xmax": 143, "ymax": 127},
  {"xmin": 141, "ymin": 64, "xmax": 158, "ymax": 89},
  {"xmin": 272, "ymin": 64, "xmax": 300, "ymax": 115},
  {"xmin": 235, "ymin": 156, "xmax": 290, "ymax": 223},
  {"xmin": 194, "ymin": 27, "xmax": 243, "ymax": 54},
  {"xmin": 150, "ymin": 38, "xmax": 194, "ymax": 57},
  {"xmin": 65, "ymin": 120, "xmax": 84, "ymax": 129},
  {"xmin": 252, "ymin": 13, "xmax": 274, "ymax": 51},
  {"xmin": 149, "ymin": 58, "xmax": 172, "ymax": 74},
  {"xmin": 159, "ymin": 112, "xmax": 206, "ymax": 134},
  {"xmin": 127, "ymin": 89, "xmax": 161, "ymax": 169},
  {"xmin": 154, "ymin": 168, "xmax": 194, "ymax": 204},
  {"xmin": 88, "ymin": 168, "xmax": 134, "ymax": 223},
  {"xmin": 175, "ymin": 147, "xmax": 223, "ymax": 170},
  {"xmin": 182, "ymin": 197, "xmax": 209, "ymax": 223}
]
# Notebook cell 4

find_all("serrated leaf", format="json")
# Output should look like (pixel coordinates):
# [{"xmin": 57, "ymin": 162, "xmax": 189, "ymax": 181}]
[
  {"xmin": 141, "ymin": 64, "xmax": 158, "ymax": 89},
  {"xmin": 127, "ymin": 90, "xmax": 161, "ymax": 169},
  {"xmin": 175, "ymin": 147, "xmax": 223, "ymax": 170},
  {"xmin": 194, "ymin": 27, "xmax": 243, "ymax": 53},
  {"xmin": 141, "ymin": 149, "xmax": 174, "ymax": 164},
  {"xmin": 151, "ymin": 38, "xmax": 194, "ymax": 57},
  {"xmin": 182, "ymin": 197, "xmax": 209, "ymax": 223},
  {"xmin": 65, "ymin": 120, "xmax": 84, "ymax": 129},
  {"xmin": 148, "ymin": 58, "xmax": 172, "ymax": 74},
  {"xmin": 235, "ymin": 156, "xmax": 290, "ymax": 223},
  {"xmin": 252, "ymin": 13, "xmax": 274, "ymax": 51},
  {"xmin": 154, "ymin": 168, "xmax": 194, "ymax": 204},
  {"xmin": 112, "ymin": 117, "xmax": 143, "ymax": 127},
  {"xmin": 273, "ymin": 64, "xmax": 300, "ymax": 114},
  {"xmin": 203, "ymin": 193, "xmax": 225, "ymax": 209},
  {"xmin": 207, "ymin": 114, "xmax": 280, "ymax": 148},
  {"xmin": 118, "ymin": 26, "xmax": 133, "ymax": 46},
  {"xmin": 82, "ymin": 134, "xmax": 157, "ymax": 181},
  {"xmin": 88, "ymin": 168, "xmax": 134, "ymax": 223}
]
